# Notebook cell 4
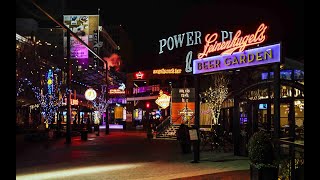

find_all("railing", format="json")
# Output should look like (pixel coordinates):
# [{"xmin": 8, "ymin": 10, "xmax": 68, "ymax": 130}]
[
  {"xmin": 276, "ymin": 137, "xmax": 304, "ymax": 180},
  {"xmin": 155, "ymin": 116, "xmax": 171, "ymax": 136},
  {"xmin": 171, "ymin": 114, "xmax": 195, "ymax": 124}
]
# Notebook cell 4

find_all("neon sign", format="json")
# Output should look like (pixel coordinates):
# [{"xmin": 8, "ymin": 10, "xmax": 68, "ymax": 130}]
[
  {"xmin": 85, "ymin": 88, "xmax": 97, "ymax": 101},
  {"xmin": 198, "ymin": 23, "xmax": 268, "ymax": 58},
  {"xmin": 153, "ymin": 68, "xmax": 182, "ymax": 74},
  {"xmin": 135, "ymin": 71, "xmax": 144, "ymax": 79},
  {"xmin": 109, "ymin": 89, "xmax": 125, "ymax": 95},
  {"xmin": 155, "ymin": 90, "xmax": 171, "ymax": 109},
  {"xmin": 193, "ymin": 43, "xmax": 281, "ymax": 75}
]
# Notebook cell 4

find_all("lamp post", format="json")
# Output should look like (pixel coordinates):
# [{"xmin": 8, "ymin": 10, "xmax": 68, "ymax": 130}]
[{"xmin": 105, "ymin": 62, "xmax": 109, "ymax": 134}]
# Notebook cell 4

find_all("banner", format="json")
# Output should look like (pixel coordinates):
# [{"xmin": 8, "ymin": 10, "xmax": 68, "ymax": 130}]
[
  {"xmin": 63, "ymin": 15, "xmax": 99, "ymax": 60},
  {"xmin": 172, "ymin": 88, "xmax": 195, "ymax": 102}
]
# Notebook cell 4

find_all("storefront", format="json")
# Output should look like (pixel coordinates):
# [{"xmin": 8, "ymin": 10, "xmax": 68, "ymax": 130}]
[{"xmin": 190, "ymin": 23, "xmax": 304, "ymax": 156}]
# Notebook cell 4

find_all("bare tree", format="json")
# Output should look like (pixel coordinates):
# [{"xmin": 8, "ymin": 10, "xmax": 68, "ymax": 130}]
[
  {"xmin": 92, "ymin": 85, "xmax": 108, "ymax": 124},
  {"xmin": 203, "ymin": 73, "xmax": 229, "ymax": 127}
]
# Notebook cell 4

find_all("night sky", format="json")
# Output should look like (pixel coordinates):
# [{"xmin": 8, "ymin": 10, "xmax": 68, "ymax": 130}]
[{"xmin": 17, "ymin": 0, "xmax": 304, "ymax": 72}]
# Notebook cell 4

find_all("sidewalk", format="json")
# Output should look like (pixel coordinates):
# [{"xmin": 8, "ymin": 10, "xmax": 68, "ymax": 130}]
[{"xmin": 16, "ymin": 130, "xmax": 250, "ymax": 180}]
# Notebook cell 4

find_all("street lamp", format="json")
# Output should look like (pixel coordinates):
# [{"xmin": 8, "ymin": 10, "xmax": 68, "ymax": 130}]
[{"xmin": 104, "ymin": 62, "xmax": 109, "ymax": 134}]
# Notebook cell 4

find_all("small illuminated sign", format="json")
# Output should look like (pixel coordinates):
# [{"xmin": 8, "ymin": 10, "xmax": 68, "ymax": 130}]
[
  {"xmin": 85, "ymin": 88, "xmax": 97, "ymax": 101},
  {"xmin": 155, "ymin": 90, "xmax": 171, "ymax": 109},
  {"xmin": 62, "ymin": 98, "xmax": 79, "ymax": 105},
  {"xmin": 135, "ymin": 71, "xmax": 144, "ymax": 79},
  {"xmin": 153, "ymin": 68, "xmax": 182, "ymax": 74},
  {"xmin": 118, "ymin": 83, "xmax": 126, "ymax": 90},
  {"xmin": 193, "ymin": 43, "xmax": 281, "ymax": 75},
  {"xmin": 109, "ymin": 89, "xmax": 125, "ymax": 95}
]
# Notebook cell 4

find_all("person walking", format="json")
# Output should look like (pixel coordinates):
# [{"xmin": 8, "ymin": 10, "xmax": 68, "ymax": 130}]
[{"xmin": 177, "ymin": 123, "xmax": 191, "ymax": 153}]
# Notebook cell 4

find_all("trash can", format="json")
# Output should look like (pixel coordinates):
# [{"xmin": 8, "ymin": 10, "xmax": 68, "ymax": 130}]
[{"xmin": 81, "ymin": 129, "xmax": 88, "ymax": 140}]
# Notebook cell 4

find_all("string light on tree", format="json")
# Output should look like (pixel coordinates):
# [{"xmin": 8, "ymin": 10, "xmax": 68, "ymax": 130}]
[{"xmin": 202, "ymin": 73, "xmax": 229, "ymax": 127}]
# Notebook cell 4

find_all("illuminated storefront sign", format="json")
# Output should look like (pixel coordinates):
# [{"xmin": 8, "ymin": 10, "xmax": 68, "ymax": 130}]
[
  {"xmin": 109, "ymin": 89, "xmax": 125, "ymax": 95},
  {"xmin": 193, "ymin": 43, "xmax": 281, "ymax": 75},
  {"xmin": 198, "ymin": 23, "xmax": 268, "ymax": 58},
  {"xmin": 135, "ymin": 71, "xmax": 144, "ymax": 79},
  {"xmin": 172, "ymin": 88, "xmax": 195, "ymax": 103},
  {"xmin": 153, "ymin": 68, "xmax": 182, "ymax": 74},
  {"xmin": 108, "ymin": 98, "xmax": 127, "ymax": 104},
  {"xmin": 155, "ymin": 90, "xmax": 171, "ymax": 109},
  {"xmin": 133, "ymin": 85, "xmax": 160, "ymax": 94},
  {"xmin": 85, "ymin": 88, "xmax": 97, "ymax": 101},
  {"xmin": 158, "ymin": 23, "xmax": 268, "ymax": 73}
]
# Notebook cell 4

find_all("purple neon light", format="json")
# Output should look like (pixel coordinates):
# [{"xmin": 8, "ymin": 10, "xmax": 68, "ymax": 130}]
[{"xmin": 193, "ymin": 43, "xmax": 281, "ymax": 74}]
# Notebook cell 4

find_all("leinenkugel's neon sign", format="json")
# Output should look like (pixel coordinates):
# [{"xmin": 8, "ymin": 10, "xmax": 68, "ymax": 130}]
[
  {"xmin": 198, "ymin": 23, "xmax": 268, "ymax": 58},
  {"xmin": 193, "ymin": 23, "xmax": 281, "ymax": 75}
]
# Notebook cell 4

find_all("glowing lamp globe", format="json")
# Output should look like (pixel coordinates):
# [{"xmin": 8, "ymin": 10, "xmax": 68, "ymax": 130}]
[{"xmin": 85, "ymin": 88, "xmax": 97, "ymax": 101}]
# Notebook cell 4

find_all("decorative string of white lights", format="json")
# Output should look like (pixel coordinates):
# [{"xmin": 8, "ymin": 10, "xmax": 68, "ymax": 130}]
[
  {"xmin": 71, "ymin": 80, "xmax": 88, "ymax": 87},
  {"xmin": 92, "ymin": 85, "xmax": 108, "ymax": 121}
]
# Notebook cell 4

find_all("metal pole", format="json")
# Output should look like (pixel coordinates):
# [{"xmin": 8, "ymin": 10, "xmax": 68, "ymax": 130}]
[
  {"xmin": 289, "ymin": 69, "xmax": 296, "ymax": 179},
  {"xmin": 267, "ymin": 67, "xmax": 271, "ymax": 133},
  {"xmin": 192, "ymin": 74, "xmax": 200, "ymax": 163},
  {"xmin": 289, "ymin": 69, "xmax": 296, "ymax": 139},
  {"xmin": 170, "ymin": 82, "xmax": 172, "ymax": 123},
  {"xmin": 65, "ymin": 32, "xmax": 72, "ymax": 144},
  {"xmin": 233, "ymin": 94, "xmax": 240, "ymax": 156},
  {"xmin": 232, "ymin": 71, "xmax": 240, "ymax": 156},
  {"xmin": 273, "ymin": 63, "xmax": 281, "ymax": 157},
  {"xmin": 105, "ymin": 63, "xmax": 109, "ymax": 134}
]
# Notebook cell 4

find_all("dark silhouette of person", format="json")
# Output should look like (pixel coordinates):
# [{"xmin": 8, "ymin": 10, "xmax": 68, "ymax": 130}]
[
  {"xmin": 87, "ymin": 117, "xmax": 91, "ymax": 131},
  {"xmin": 57, "ymin": 114, "xmax": 62, "ymax": 137},
  {"xmin": 177, "ymin": 123, "xmax": 191, "ymax": 153},
  {"xmin": 73, "ymin": 116, "xmax": 77, "ymax": 125}
]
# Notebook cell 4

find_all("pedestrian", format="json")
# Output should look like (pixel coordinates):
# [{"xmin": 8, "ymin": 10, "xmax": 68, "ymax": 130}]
[{"xmin": 176, "ymin": 123, "xmax": 191, "ymax": 153}]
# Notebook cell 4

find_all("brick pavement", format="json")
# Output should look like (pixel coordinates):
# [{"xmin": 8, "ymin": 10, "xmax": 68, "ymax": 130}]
[{"xmin": 16, "ymin": 130, "xmax": 249, "ymax": 180}]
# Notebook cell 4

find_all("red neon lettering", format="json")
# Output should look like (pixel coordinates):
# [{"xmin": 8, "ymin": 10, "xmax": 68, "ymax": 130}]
[{"xmin": 198, "ymin": 23, "xmax": 268, "ymax": 58}]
